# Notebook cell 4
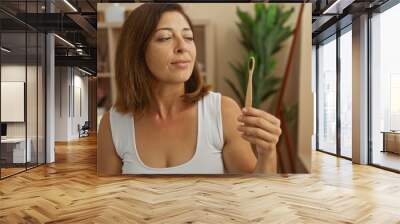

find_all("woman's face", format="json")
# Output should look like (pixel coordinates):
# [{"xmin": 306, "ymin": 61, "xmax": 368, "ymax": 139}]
[{"xmin": 145, "ymin": 11, "xmax": 196, "ymax": 85}]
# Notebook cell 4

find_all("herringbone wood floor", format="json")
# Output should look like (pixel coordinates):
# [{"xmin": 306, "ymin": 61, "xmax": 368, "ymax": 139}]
[{"xmin": 0, "ymin": 135, "xmax": 399, "ymax": 223}]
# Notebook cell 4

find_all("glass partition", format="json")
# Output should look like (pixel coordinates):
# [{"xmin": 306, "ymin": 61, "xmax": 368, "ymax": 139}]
[
  {"xmin": 1, "ymin": 30, "xmax": 28, "ymax": 178},
  {"xmin": 0, "ymin": 0, "xmax": 46, "ymax": 179}
]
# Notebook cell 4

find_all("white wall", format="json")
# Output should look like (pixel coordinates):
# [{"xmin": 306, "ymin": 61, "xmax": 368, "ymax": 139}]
[
  {"xmin": 55, "ymin": 67, "xmax": 89, "ymax": 141},
  {"xmin": 72, "ymin": 73, "xmax": 89, "ymax": 138},
  {"xmin": 55, "ymin": 66, "xmax": 69, "ymax": 141},
  {"xmin": 1, "ymin": 63, "xmax": 46, "ymax": 164},
  {"xmin": 1, "ymin": 65, "xmax": 34, "ymax": 138}
]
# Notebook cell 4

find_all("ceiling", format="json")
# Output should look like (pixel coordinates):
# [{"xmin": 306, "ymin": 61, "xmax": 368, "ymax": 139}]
[
  {"xmin": 0, "ymin": 0, "xmax": 97, "ymax": 74},
  {"xmin": 311, "ymin": 0, "xmax": 391, "ymax": 43}
]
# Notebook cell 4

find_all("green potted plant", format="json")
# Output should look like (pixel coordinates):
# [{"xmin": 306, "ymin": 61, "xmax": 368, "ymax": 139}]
[{"xmin": 226, "ymin": 3, "xmax": 294, "ymax": 109}]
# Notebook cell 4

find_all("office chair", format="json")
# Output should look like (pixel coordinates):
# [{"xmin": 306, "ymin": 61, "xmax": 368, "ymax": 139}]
[{"xmin": 79, "ymin": 121, "xmax": 90, "ymax": 138}]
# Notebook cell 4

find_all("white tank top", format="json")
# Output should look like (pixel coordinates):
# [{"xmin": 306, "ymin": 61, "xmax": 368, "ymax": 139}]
[{"xmin": 109, "ymin": 91, "xmax": 225, "ymax": 174}]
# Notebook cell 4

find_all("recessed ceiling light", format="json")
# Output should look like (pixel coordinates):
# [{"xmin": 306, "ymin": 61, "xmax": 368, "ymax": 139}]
[
  {"xmin": 77, "ymin": 67, "xmax": 93, "ymax": 76},
  {"xmin": 1, "ymin": 47, "xmax": 11, "ymax": 53},
  {"xmin": 54, "ymin": 34, "xmax": 75, "ymax": 48},
  {"xmin": 323, "ymin": 0, "xmax": 354, "ymax": 14},
  {"xmin": 63, "ymin": 0, "xmax": 78, "ymax": 12}
]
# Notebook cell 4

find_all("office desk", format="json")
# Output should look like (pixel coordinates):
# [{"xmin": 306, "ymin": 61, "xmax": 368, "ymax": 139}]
[
  {"xmin": 382, "ymin": 131, "xmax": 400, "ymax": 154},
  {"xmin": 1, "ymin": 138, "xmax": 32, "ymax": 164}
]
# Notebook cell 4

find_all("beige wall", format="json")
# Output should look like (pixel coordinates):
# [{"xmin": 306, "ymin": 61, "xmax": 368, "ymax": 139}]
[{"xmin": 295, "ymin": 4, "xmax": 312, "ymax": 172}]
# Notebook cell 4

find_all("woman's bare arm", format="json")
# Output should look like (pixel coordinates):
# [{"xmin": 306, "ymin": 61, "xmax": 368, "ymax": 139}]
[
  {"xmin": 221, "ymin": 96, "xmax": 258, "ymax": 173},
  {"xmin": 97, "ymin": 112, "xmax": 123, "ymax": 176}
]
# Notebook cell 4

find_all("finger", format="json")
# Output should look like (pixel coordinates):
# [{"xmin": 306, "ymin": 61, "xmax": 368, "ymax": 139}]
[
  {"xmin": 242, "ymin": 107, "xmax": 280, "ymax": 126},
  {"xmin": 238, "ymin": 115, "xmax": 281, "ymax": 136},
  {"xmin": 237, "ymin": 125, "xmax": 279, "ymax": 143},
  {"xmin": 241, "ymin": 133, "xmax": 269, "ymax": 149}
]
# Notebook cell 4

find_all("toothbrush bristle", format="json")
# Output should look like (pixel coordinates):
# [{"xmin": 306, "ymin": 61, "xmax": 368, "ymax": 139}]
[{"xmin": 249, "ymin": 57, "xmax": 255, "ymax": 71}]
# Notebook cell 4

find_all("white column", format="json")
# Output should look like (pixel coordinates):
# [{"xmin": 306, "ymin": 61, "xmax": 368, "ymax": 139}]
[
  {"xmin": 46, "ymin": 33, "xmax": 55, "ymax": 163},
  {"xmin": 45, "ymin": 1, "xmax": 56, "ymax": 163},
  {"xmin": 352, "ymin": 14, "xmax": 369, "ymax": 164}
]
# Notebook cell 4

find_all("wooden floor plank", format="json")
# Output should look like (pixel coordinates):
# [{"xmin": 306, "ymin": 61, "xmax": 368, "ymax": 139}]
[{"xmin": 0, "ymin": 135, "xmax": 399, "ymax": 223}]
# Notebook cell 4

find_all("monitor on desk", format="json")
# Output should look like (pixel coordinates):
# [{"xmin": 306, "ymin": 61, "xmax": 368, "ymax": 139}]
[{"xmin": 1, "ymin": 123, "xmax": 7, "ymax": 138}]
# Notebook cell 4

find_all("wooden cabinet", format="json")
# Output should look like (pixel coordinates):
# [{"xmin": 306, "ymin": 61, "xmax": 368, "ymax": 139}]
[{"xmin": 382, "ymin": 132, "xmax": 400, "ymax": 154}]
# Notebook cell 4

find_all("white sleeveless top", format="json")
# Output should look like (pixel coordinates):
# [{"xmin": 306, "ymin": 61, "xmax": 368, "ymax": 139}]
[{"xmin": 109, "ymin": 91, "xmax": 225, "ymax": 174}]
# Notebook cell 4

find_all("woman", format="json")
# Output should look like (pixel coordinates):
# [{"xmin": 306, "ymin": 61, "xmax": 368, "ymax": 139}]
[{"xmin": 97, "ymin": 3, "xmax": 281, "ymax": 175}]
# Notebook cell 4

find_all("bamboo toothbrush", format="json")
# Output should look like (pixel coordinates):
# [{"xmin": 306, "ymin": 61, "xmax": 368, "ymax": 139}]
[{"xmin": 245, "ymin": 56, "xmax": 255, "ymax": 108}]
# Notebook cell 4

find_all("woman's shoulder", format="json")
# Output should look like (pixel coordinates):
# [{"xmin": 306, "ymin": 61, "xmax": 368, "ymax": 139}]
[
  {"xmin": 212, "ymin": 93, "xmax": 242, "ymax": 120},
  {"xmin": 99, "ymin": 111, "xmax": 111, "ymax": 131},
  {"xmin": 217, "ymin": 94, "xmax": 242, "ymax": 141},
  {"xmin": 97, "ymin": 110, "xmax": 123, "ymax": 176},
  {"xmin": 205, "ymin": 91, "xmax": 239, "ymax": 107},
  {"xmin": 201, "ymin": 92, "xmax": 241, "ymax": 123},
  {"xmin": 221, "ymin": 95, "xmax": 240, "ymax": 110}
]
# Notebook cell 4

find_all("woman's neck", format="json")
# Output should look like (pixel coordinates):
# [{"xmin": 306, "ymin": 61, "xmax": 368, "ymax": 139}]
[{"xmin": 148, "ymin": 83, "xmax": 187, "ymax": 120}]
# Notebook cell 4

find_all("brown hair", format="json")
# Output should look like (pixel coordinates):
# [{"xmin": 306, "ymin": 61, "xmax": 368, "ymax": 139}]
[{"xmin": 114, "ymin": 3, "xmax": 211, "ymax": 115}]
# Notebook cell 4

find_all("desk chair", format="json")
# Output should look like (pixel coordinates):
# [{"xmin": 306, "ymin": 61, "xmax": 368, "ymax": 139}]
[{"xmin": 78, "ymin": 121, "xmax": 90, "ymax": 138}]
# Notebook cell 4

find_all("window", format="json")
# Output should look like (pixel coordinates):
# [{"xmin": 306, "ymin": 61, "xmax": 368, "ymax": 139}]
[
  {"xmin": 370, "ymin": 2, "xmax": 400, "ymax": 171},
  {"xmin": 339, "ymin": 28, "xmax": 352, "ymax": 158},
  {"xmin": 317, "ymin": 36, "xmax": 337, "ymax": 155}
]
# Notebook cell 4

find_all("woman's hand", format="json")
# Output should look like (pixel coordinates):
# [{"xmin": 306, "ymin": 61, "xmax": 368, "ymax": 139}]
[{"xmin": 237, "ymin": 107, "xmax": 281, "ymax": 173}]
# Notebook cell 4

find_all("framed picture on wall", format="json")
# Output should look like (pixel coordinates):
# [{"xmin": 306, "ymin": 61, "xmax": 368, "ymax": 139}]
[
  {"xmin": 1, "ymin": 81, "xmax": 25, "ymax": 122},
  {"xmin": 192, "ymin": 20, "xmax": 215, "ymax": 88}
]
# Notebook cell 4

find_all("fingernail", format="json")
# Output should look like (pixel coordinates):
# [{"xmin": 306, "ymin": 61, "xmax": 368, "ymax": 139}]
[{"xmin": 242, "ymin": 108, "xmax": 247, "ymax": 112}]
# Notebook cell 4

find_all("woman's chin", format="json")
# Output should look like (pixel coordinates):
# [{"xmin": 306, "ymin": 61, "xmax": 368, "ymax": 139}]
[
  {"xmin": 168, "ymin": 73, "xmax": 192, "ymax": 83},
  {"xmin": 158, "ymin": 78, "xmax": 190, "ymax": 85}
]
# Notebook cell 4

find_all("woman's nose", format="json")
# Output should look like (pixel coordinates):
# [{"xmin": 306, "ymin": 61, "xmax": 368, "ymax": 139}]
[{"xmin": 174, "ymin": 36, "xmax": 189, "ymax": 54}]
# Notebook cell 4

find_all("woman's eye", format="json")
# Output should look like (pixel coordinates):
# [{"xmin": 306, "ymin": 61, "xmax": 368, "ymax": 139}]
[
  {"xmin": 156, "ymin": 36, "xmax": 193, "ymax": 42},
  {"xmin": 185, "ymin": 37, "xmax": 194, "ymax": 41},
  {"xmin": 157, "ymin": 37, "xmax": 171, "ymax": 42}
]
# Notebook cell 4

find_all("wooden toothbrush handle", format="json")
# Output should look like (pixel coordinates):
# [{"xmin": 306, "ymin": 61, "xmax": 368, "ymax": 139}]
[{"xmin": 245, "ymin": 73, "xmax": 253, "ymax": 108}]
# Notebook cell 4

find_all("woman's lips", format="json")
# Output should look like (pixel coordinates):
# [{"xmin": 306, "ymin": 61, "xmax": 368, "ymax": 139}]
[{"xmin": 171, "ymin": 61, "xmax": 190, "ymax": 69}]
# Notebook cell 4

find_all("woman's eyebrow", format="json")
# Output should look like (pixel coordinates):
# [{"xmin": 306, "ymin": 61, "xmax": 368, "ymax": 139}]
[{"xmin": 155, "ymin": 27, "xmax": 192, "ymax": 32}]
